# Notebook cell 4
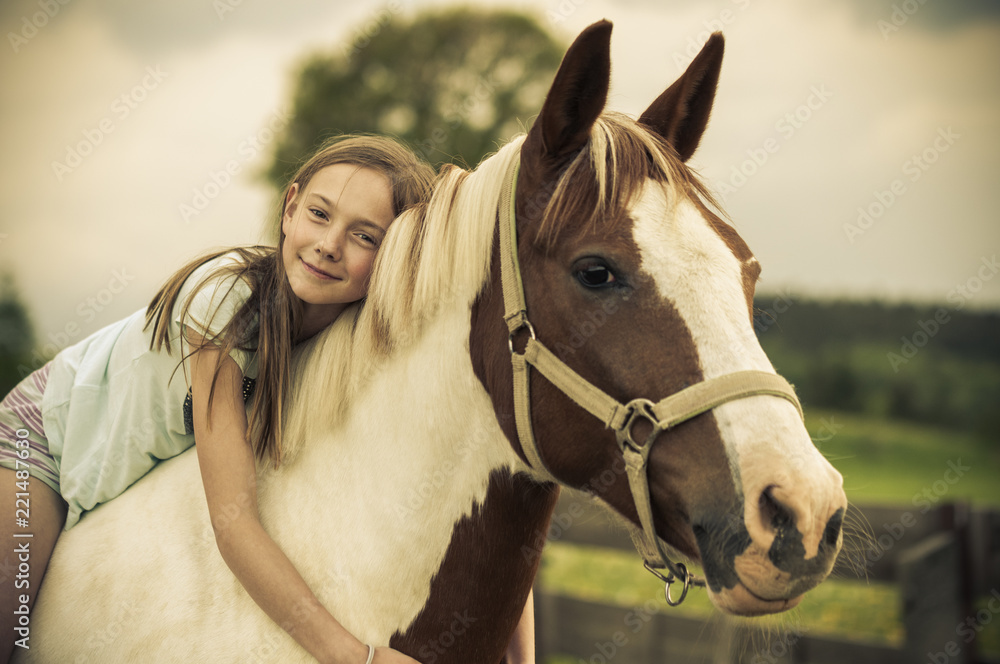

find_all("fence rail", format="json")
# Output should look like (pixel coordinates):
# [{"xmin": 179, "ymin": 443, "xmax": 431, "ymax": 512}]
[{"xmin": 534, "ymin": 490, "xmax": 1000, "ymax": 664}]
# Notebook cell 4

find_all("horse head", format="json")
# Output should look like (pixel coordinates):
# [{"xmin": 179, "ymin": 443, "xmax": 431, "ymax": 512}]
[{"xmin": 472, "ymin": 20, "xmax": 847, "ymax": 616}]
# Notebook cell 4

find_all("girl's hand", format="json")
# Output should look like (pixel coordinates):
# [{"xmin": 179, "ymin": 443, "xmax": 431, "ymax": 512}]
[
  {"xmin": 504, "ymin": 588, "xmax": 536, "ymax": 664},
  {"xmin": 372, "ymin": 646, "xmax": 423, "ymax": 664}
]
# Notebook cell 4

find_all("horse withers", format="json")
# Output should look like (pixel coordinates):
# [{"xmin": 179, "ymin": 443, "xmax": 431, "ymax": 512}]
[{"xmin": 21, "ymin": 20, "xmax": 846, "ymax": 663}]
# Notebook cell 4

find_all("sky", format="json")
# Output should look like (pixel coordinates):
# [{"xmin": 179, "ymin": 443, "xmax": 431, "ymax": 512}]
[{"xmin": 1, "ymin": 0, "xmax": 998, "ymax": 359}]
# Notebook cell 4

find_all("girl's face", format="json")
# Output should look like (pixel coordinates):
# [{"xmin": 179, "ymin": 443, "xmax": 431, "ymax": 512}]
[{"xmin": 281, "ymin": 163, "xmax": 395, "ymax": 320}]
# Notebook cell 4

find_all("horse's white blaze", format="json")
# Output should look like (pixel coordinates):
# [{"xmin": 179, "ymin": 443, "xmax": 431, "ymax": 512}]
[
  {"xmin": 22, "ymin": 304, "xmax": 515, "ymax": 662},
  {"xmin": 630, "ymin": 182, "xmax": 842, "ymax": 562}
]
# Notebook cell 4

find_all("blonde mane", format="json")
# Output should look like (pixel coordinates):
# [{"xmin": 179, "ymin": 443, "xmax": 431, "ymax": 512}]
[{"xmin": 279, "ymin": 113, "xmax": 717, "ymax": 464}]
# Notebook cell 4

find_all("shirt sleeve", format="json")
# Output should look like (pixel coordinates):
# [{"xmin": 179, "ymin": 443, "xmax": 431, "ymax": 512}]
[{"xmin": 173, "ymin": 253, "xmax": 258, "ymax": 379}]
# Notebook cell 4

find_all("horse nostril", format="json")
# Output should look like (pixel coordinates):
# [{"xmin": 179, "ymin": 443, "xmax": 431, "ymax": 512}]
[
  {"xmin": 823, "ymin": 508, "xmax": 844, "ymax": 548},
  {"xmin": 759, "ymin": 485, "xmax": 793, "ymax": 532}
]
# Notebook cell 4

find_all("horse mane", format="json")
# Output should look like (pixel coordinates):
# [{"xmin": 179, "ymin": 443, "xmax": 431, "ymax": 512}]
[
  {"xmin": 279, "ymin": 138, "xmax": 524, "ymax": 462},
  {"xmin": 534, "ymin": 111, "xmax": 723, "ymax": 250},
  {"xmin": 279, "ymin": 113, "xmax": 721, "ymax": 464}
]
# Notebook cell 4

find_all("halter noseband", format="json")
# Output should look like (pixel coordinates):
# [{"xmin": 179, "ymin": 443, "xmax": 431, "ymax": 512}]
[{"xmin": 496, "ymin": 156, "xmax": 804, "ymax": 606}]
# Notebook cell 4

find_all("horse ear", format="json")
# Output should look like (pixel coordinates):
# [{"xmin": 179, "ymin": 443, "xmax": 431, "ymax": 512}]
[
  {"xmin": 524, "ymin": 20, "xmax": 612, "ymax": 163},
  {"xmin": 639, "ymin": 32, "xmax": 724, "ymax": 162}
]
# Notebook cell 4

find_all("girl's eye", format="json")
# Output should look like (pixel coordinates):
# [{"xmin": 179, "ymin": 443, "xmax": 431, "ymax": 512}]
[
  {"xmin": 357, "ymin": 233, "xmax": 377, "ymax": 247},
  {"xmin": 575, "ymin": 263, "xmax": 617, "ymax": 289},
  {"xmin": 309, "ymin": 208, "xmax": 328, "ymax": 221}
]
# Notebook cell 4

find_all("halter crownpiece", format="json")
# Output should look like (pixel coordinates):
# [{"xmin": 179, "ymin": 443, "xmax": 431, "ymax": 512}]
[{"xmin": 496, "ymin": 155, "xmax": 805, "ymax": 606}]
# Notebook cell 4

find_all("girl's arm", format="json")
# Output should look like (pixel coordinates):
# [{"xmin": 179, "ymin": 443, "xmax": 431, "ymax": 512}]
[
  {"xmin": 188, "ymin": 333, "xmax": 419, "ymax": 664},
  {"xmin": 505, "ymin": 589, "xmax": 535, "ymax": 664}
]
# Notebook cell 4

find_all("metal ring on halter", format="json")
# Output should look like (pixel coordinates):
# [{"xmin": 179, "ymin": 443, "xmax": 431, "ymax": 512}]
[
  {"xmin": 619, "ymin": 398, "xmax": 660, "ymax": 452},
  {"xmin": 664, "ymin": 562, "xmax": 692, "ymax": 606},
  {"xmin": 644, "ymin": 561, "xmax": 691, "ymax": 606},
  {"xmin": 507, "ymin": 320, "xmax": 536, "ymax": 354}
]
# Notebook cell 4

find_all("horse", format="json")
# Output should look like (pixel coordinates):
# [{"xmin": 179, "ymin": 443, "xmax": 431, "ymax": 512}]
[{"xmin": 21, "ymin": 20, "xmax": 847, "ymax": 663}]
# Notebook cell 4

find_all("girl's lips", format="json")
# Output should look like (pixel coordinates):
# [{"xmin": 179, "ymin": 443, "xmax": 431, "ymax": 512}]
[{"xmin": 301, "ymin": 258, "xmax": 339, "ymax": 280}]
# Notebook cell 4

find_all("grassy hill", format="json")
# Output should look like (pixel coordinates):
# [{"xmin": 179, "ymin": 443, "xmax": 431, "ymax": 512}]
[{"xmin": 753, "ymin": 297, "xmax": 1000, "ymax": 438}]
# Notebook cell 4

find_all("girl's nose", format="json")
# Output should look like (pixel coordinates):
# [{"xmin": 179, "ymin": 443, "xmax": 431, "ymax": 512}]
[{"xmin": 317, "ymin": 226, "xmax": 344, "ymax": 261}]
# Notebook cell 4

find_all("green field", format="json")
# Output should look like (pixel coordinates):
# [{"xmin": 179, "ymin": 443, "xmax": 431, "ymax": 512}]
[
  {"xmin": 807, "ymin": 408, "xmax": 1000, "ymax": 506},
  {"xmin": 540, "ymin": 408, "xmax": 1000, "ymax": 662}
]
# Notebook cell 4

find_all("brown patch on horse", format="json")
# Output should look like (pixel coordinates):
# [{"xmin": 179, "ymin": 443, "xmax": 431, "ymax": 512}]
[
  {"xmin": 470, "ymin": 228, "xmax": 522, "ymax": 460},
  {"xmin": 470, "ymin": 151, "xmax": 741, "ymax": 561},
  {"xmin": 524, "ymin": 210, "xmax": 741, "ymax": 559},
  {"xmin": 389, "ymin": 471, "xmax": 558, "ymax": 662}
]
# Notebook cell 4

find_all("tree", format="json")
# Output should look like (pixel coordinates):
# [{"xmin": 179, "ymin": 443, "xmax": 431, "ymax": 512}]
[
  {"xmin": 265, "ymin": 7, "xmax": 565, "ymax": 191},
  {"xmin": 0, "ymin": 274, "xmax": 36, "ymax": 397}
]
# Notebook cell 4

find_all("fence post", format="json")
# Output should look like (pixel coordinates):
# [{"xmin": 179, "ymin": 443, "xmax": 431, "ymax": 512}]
[
  {"xmin": 712, "ymin": 617, "xmax": 738, "ymax": 664},
  {"xmin": 533, "ymin": 580, "xmax": 555, "ymax": 661},
  {"xmin": 899, "ymin": 531, "xmax": 967, "ymax": 664}
]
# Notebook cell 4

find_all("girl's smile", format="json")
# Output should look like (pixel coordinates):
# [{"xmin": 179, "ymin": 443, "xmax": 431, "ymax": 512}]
[{"xmin": 299, "ymin": 258, "xmax": 340, "ymax": 280}]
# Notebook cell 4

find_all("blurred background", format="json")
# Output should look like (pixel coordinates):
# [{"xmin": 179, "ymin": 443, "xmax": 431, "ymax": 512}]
[{"xmin": 0, "ymin": 0, "xmax": 997, "ymax": 661}]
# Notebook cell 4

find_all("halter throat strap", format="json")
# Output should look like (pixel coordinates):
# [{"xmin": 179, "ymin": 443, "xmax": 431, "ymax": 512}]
[{"xmin": 495, "ymin": 155, "xmax": 804, "ymax": 604}]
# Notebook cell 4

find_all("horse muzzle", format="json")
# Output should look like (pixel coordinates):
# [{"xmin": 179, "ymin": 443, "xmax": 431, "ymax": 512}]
[{"xmin": 692, "ymin": 482, "xmax": 846, "ymax": 616}]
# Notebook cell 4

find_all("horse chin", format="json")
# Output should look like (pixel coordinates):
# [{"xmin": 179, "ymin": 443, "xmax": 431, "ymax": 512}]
[
  {"xmin": 702, "ymin": 558, "xmax": 828, "ymax": 617},
  {"xmin": 707, "ymin": 582, "xmax": 803, "ymax": 617},
  {"xmin": 693, "ymin": 523, "xmax": 838, "ymax": 617}
]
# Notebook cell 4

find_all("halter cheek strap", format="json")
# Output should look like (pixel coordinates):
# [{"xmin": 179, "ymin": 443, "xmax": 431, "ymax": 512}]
[{"xmin": 496, "ymin": 156, "xmax": 804, "ymax": 605}]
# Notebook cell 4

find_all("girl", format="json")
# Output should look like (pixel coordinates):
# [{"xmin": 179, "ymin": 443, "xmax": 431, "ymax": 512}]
[{"xmin": 0, "ymin": 134, "xmax": 535, "ymax": 663}]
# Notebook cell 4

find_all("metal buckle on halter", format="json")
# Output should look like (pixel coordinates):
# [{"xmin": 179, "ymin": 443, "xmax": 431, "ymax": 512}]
[
  {"xmin": 644, "ymin": 560, "xmax": 692, "ymax": 607},
  {"xmin": 507, "ymin": 320, "xmax": 536, "ymax": 355},
  {"xmin": 618, "ymin": 398, "xmax": 661, "ymax": 453}
]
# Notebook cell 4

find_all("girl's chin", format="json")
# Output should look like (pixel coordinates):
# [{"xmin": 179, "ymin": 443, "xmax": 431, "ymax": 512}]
[
  {"xmin": 289, "ymin": 280, "xmax": 342, "ymax": 303},
  {"xmin": 293, "ymin": 292, "xmax": 360, "ymax": 310}
]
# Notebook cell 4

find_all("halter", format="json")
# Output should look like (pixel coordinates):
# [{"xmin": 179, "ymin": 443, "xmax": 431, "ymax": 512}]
[{"xmin": 496, "ymin": 156, "xmax": 804, "ymax": 606}]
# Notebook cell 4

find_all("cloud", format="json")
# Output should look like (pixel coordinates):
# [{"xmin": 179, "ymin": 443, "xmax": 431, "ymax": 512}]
[{"xmin": 1, "ymin": 0, "xmax": 998, "ymax": 349}]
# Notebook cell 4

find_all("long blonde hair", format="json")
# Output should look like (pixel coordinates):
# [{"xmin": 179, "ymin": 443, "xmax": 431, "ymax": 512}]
[{"xmin": 144, "ymin": 134, "xmax": 436, "ymax": 466}]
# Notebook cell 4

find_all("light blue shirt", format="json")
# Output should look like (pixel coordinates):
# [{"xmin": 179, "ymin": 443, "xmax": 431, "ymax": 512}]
[{"xmin": 42, "ymin": 252, "xmax": 258, "ymax": 529}]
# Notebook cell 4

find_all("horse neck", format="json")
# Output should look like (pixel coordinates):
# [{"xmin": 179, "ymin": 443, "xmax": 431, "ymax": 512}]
[
  {"xmin": 374, "ymin": 237, "xmax": 562, "ymax": 661},
  {"xmin": 389, "ymin": 471, "xmax": 559, "ymax": 662},
  {"xmin": 277, "ymin": 303, "xmax": 514, "ymax": 525},
  {"xmin": 375, "ymin": 294, "xmax": 560, "ymax": 659},
  {"xmin": 266, "ymin": 298, "xmax": 558, "ymax": 656}
]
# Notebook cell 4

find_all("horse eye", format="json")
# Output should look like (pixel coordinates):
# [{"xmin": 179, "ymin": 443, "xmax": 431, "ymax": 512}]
[{"xmin": 576, "ymin": 264, "xmax": 616, "ymax": 288}]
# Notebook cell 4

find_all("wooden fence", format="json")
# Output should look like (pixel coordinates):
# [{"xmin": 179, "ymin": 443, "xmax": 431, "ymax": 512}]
[{"xmin": 533, "ymin": 490, "xmax": 1000, "ymax": 664}]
